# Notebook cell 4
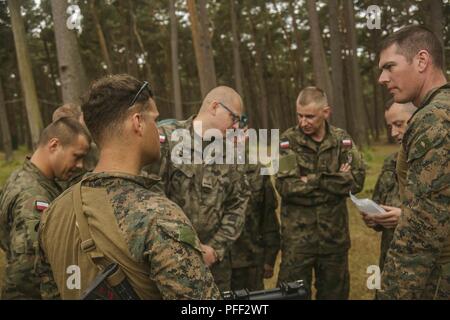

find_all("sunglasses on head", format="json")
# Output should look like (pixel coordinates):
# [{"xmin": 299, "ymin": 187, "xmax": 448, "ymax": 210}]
[{"xmin": 129, "ymin": 81, "xmax": 154, "ymax": 107}]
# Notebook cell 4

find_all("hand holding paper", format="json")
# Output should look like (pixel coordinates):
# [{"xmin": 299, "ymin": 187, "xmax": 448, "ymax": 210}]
[{"xmin": 349, "ymin": 192, "xmax": 386, "ymax": 215}]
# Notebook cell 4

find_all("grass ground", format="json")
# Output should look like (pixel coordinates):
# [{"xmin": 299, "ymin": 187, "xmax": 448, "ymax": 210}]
[{"xmin": 0, "ymin": 143, "xmax": 398, "ymax": 299}]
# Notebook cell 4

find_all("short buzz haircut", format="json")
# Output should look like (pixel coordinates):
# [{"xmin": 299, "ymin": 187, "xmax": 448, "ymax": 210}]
[
  {"xmin": 379, "ymin": 25, "xmax": 444, "ymax": 70},
  {"xmin": 81, "ymin": 74, "xmax": 151, "ymax": 146},
  {"xmin": 297, "ymin": 86, "xmax": 328, "ymax": 108},
  {"xmin": 38, "ymin": 117, "xmax": 91, "ymax": 147},
  {"xmin": 384, "ymin": 99, "xmax": 417, "ymax": 114},
  {"xmin": 52, "ymin": 103, "xmax": 82, "ymax": 122}
]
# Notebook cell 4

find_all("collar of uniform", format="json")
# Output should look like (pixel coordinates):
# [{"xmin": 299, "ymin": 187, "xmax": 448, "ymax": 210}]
[
  {"xmin": 294, "ymin": 121, "xmax": 337, "ymax": 152},
  {"xmin": 23, "ymin": 157, "xmax": 62, "ymax": 194},
  {"xmin": 82, "ymin": 171, "xmax": 161, "ymax": 190},
  {"xmin": 419, "ymin": 82, "xmax": 450, "ymax": 109}
]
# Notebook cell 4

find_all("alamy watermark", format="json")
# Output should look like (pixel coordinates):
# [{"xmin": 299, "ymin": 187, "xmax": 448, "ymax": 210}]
[
  {"xmin": 168, "ymin": 121, "xmax": 280, "ymax": 175},
  {"xmin": 366, "ymin": 5, "xmax": 382, "ymax": 30}
]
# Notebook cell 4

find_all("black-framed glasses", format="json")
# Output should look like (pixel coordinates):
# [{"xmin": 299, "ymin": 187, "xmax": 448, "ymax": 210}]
[
  {"xmin": 129, "ymin": 81, "xmax": 154, "ymax": 107},
  {"xmin": 218, "ymin": 102, "xmax": 240, "ymax": 124}
]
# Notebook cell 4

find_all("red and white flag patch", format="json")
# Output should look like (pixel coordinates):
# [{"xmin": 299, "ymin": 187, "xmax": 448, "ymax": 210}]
[
  {"xmin": 159, "ymin": 134, "xmax": 166, "ymax": 143},
  {"xmin": 342, "ymin": 139, "xmax": 352, "ymax": 148},
  {"xmin": 280, "ymin": 140, "xmax": 290, "ymax": 149},
  {"xmin": 35, "ymin": 201, "xmax": 49, "ymax": 212}
]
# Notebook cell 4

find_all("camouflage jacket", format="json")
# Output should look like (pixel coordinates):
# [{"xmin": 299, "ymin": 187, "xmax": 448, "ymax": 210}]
[
  {"xmin": 371, "ymin": 152, "xmax": 401, "ymax": 270},
  {"xmin": 143, "ymin": 116, "xmax": 250, "ymax": 261},
  {"xmin": 231, "ymin": 161, "xmax": 280, "ymax": 269},
  {"xmin": 380, "ymin": 83, "xmax": 450, "ymax": 300},
  {"xmin": 0, "ymin": 158, "xmax": 61, "ymax": 299},
  {"xmin": 39, "ymin": 172, "xmax": 221, "ymax": 300},
  {"xmin": 276, "ymin": 123, "xmax": 365, "ymax": 254}
]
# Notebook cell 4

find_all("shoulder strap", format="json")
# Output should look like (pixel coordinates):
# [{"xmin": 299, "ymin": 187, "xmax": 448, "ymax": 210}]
[{"xmin": 72, "ymin": 180, "xmax": 107, "ymax": 269}]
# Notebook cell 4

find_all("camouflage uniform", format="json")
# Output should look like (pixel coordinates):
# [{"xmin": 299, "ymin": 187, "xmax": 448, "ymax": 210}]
[
  {"xmin": 143, "ymin": 116, "xmax": 250, "ymax": 292},
  {"xmin": 39, "ymin": 172, "xmax": 221, "ymax": 299},
  {"xmin": 371, "ymin": 152, "xmax": 402, "ymax": 271},
  {"xmin": 0, "ymin": 158, "xmax": 61, "ymax": 299},
  {"xmin": 379, "ymin": 83, "xmax": 450, "ymax": 300},
  {"xmin": 230, "ymin": 160, "xmax": 280, "ymax": 291},
  {"xmin": 276, "ymin": 123, "xmax": 365, "ymax": 300}
]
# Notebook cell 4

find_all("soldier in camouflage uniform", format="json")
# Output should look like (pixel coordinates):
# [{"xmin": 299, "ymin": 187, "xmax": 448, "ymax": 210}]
[
  {"xmin": 276, "ymin": 87, "xmax": 365, "ymax": 300},
  {"xmin": 52, "ymin": 103, "xmax": 99, "ymax": 190},
  {"xmin": 361, "ymin": 102, "xmax": 416, "ymax": 271},
  {"xmin": 0, "ymin": 118, "xmax": 91, "ymax": 299},
  {"xmin": 143, "ymin": 86, "xmax": 250, "ymax": 292},
  {"xmin": 39, "ymin": 74, "xmax": 220, "ymax": 299},
  {"xmin": 377, "ymin": 26, "xmax": 450, "ymax": 299},
  {"xmin": 230, "ymin": 127, "xmax": 281, "ymax": 291}
]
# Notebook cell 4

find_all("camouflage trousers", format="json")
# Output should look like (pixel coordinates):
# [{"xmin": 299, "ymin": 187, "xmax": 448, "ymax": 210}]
[
  {"xmin": 231, "ymin": 265, "xmax": 264, "ymax": 291},
  {"xmin": 278, "ymin": 251, "xmax": 350, "ymax": 300},
  {"xmin": 210, "ymin": 252, "xmax": 232, "ymax": 293}
]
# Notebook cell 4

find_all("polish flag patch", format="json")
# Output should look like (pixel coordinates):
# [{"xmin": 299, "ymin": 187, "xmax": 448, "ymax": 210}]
[
  {"xmin": 280, "ymin": 140, "xmax": 290, "ymax": 149},
  {"xmin": 342, "ymin": 139, "xmax": 352, "ymax": 148},
  {"xmin": 35, "ymin": 201, "xmax": 49, "ymax": 212},
  {"xmin": 159, "ymin": 134, "xmax": 166, "ymax": 143}
]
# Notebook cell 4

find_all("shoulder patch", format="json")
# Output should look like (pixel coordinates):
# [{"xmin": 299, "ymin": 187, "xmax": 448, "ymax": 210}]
[
  {"xmin": 342, "ymin": 139, "xmax": 352, "ymax": 148},
  {"xmin": 35, "ymin": 200, "xmax": 49, "ymax": 212},
  {"xmin": 280, "ymin": 139, "xmax": 290, "ymax": 149}
]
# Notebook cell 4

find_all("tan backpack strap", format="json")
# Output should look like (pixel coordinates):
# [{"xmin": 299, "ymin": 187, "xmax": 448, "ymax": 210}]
[{"xmin": 72, "ymin": 180, "xmax": 107, "ymax": 267}]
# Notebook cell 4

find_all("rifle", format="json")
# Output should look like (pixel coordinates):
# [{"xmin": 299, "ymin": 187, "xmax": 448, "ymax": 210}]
[
  {"xmin": 222, "ymin": 280, "xmax": 307, "ymax": 300},
  {"xmin": 81, "ymin": 263, "xmax": 140, "ymax": 300}
]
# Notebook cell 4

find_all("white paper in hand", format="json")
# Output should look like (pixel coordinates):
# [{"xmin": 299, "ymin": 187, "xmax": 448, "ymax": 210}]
[{"xmin": 349, "ymin": 192, "xmax": 386, "ymax": 215}]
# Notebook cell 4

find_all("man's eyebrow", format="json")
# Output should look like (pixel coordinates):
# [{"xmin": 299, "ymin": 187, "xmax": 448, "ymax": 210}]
[{"xmin": 380, "ymin": 61, "xmax": 395, "ymax": 70}]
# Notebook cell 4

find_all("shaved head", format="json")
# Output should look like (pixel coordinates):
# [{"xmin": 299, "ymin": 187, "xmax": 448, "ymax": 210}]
[{"xmin": 199, "ymin": 86, "xmax": 243, "ymax": 115}]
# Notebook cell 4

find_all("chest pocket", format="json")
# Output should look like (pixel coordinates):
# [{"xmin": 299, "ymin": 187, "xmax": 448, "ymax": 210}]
[
  {"xmin": 169, "ymin": 164, "xmax": 194, "ymax": 204},
  {"xmin": 295, "ymin": 147, "xmax": 316, "ymax": 175},
  {"xmin": 201, "ymin": 173, "xmax": 225, "ymax": 210}
]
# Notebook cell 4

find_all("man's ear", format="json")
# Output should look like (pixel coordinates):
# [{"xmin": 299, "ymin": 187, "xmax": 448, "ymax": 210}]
[
  {"xmin": 416, "ymin": 50, "xmax": 431, "ymax": 73},
  {"xmin": 210, "ymin": 101, "xmax": 219, "ymax": 116},
  {"xmin": 131, "ymin": 112, "xmax": 144, "ymax": 136},
  {"xmin": 48, "ymin": 138, "xmax": 60, "ymax": 153},
  {"xmin": 323, "ymin": 106, "xmax": 331, "ymax": 120}
]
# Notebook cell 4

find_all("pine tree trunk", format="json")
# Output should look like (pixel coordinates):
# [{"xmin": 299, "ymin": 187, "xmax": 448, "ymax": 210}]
[
  {"xmin": 187, "ymin": 0, "xmax": 217, "ymax": 98},
  {"xmin": 169, "ymin": 0, "xmax": 183, "ymax": 119},
  {"xmin": 9, "ymin": 0, "xmax": 44, "ymax": 149},
  {"xmin": 90, "ymin": 0, "xmax": 113, "ymax": 73},
  {"xmin": 0, "ymin": 78, "xmax": 13, "ymax": 162},
  {"xmin": 343, "ymin": 0, "xmax": 369, "ymax": 146},
  {"xmin": 230, "ymin": 0, "xmax": 244, "ymax": 96},
  {"xmin": 305, "ymin": 0, "xmax": 334, "ymax": 105},
  {"xmin": 328, "ymin": 0, "xmax": 347, "ymax": 130},
  {"xmin": 50, "ymin": 0, "xmax": 88, "ymax": 105}
]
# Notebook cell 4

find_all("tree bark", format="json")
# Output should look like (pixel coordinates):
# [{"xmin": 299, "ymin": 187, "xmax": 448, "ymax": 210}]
[
  {"xmin": 50, "ymin": 0, "xmax": 88, "ymax": 105},
  {"xmin": 343, "ymin": 0, "xmax": 369, "ymax": 146},
  {"xmin": 230, "ymin": 0, "xmax": 243, "ymax": 96},
  {"xmin": 90, "ymin": 0, "xmax": 113, "ymax": 73},
  {"xmin": 305, "ymin": 0, "xmax": 333, "ymax": 105},
  {"xmin": 288, "ymin": 1, "xmax": 304, "ymax": 88},
  {"xmin": 328, "ymin": 0, "xmax": 347, "ymax": 130},
  {"xmin": 0, "ymin": 78, "xmax": 13, "ymax": 162},
  {"xmin": 187, "ymin": 0, "xmax": 217, "ymax": 98},
  {"xmin": 169, "ymin": 0, "xmax": 183, "ymax": 119},
  {"xmin": 427, "ymin": 0, "xmax": 445, "ymax": 66},
  {"xmin": 9, "ymin": 0, "xmax": 44, "ymax": 149}
]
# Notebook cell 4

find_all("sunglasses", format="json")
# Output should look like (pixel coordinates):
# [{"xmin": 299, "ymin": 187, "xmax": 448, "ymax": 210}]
[{"xmin": 129, "ymin": 81, "xmax": 154, "ymax": 107}]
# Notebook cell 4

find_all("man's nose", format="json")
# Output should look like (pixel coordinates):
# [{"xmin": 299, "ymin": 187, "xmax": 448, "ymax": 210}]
[
  {"xmin": 231, "ymin": 122, "xmax": 239, "ymax": 129},
  {"xmin": 378, "ymin": 70, "xmax": 388, "ymax": 85}
]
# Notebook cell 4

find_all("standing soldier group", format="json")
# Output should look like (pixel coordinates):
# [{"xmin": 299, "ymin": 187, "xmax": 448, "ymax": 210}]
[{"xmin": 0, "ymin": 25, "xmax": 448, "ymax": 300}]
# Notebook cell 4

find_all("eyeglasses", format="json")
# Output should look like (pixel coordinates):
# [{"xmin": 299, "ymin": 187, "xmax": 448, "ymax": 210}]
[
  {"xmin": 129, "ymin": 81, "xmax": 154, "ymax": 107},
  {"xmin": 218, "ymin": 102, "xmax": 240, "ymax": 125}
]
